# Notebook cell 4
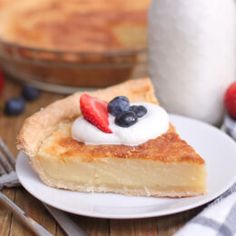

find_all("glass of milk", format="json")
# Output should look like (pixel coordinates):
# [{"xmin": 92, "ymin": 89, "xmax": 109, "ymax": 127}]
[{"xmin": 148, "ymin": 0, "xmax": 236, "ymax": 125}]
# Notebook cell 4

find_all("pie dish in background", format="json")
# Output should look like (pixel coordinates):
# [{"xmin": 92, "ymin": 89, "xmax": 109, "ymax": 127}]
[{"xmin": 0, "ymin": 0, "xmax": 150, "ymax": 92}]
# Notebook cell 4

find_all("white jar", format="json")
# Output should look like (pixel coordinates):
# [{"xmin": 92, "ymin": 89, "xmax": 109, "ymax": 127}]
[{"xmin": 148, "ymin": 0, "xmax": 236, "ymax": 125}]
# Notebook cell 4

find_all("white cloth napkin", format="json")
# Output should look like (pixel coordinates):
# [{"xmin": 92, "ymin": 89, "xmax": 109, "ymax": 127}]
[{"xmin": 174, "ymin": 115, "xmax": 236, "ymax": 236}]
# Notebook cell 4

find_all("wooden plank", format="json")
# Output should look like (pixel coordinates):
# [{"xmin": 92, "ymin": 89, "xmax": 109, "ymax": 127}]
[
  {"xmin": 110, "ymin": 218, "xmax": 158, "ymax": 236},
  {"xmin": 55, "ymin": 225, "xmax": 66, "ymax": 236},
  {"xmin": 10, "ymin": 188, "xmax": 57, "ymax": 236},
  {"xmin": 55, "ymin": 216, "xmax": 110, "ymax": 236},
  {"xmin": 0, "ymin": 189, "xmax": 14, "ymax": 236},
  {"xmin": 54, "ymin": 214, "xmax": 109, "ymax": 236},
  {"xmin": 0, "ymin": 80, "xmax": 22, "ymax": 236},
  {"xmin": 72, "ymin": 216, "xmax": 109, "ymax": 236}
]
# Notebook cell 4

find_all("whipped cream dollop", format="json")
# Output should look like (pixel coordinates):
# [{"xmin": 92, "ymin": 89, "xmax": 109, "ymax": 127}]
[{"xmin": 71, "ymin": 103, "xmax": 169, "ymax": 146}]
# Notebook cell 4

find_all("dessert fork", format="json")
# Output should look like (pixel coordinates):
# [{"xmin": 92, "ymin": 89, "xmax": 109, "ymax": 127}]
[{"xmin": 0, "ymin": 138, "xmax": 87, "ymax": 236}]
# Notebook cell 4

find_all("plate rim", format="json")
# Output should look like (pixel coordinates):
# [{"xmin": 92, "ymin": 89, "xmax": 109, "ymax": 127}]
[{"xmin": 16, "ymin": 114, "xmax": 236, "ymax": 219}]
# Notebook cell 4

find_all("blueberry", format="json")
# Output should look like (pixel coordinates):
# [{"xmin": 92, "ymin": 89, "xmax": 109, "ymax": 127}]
[
  {"xmin": 129, "ymin": 105, "xmax": 147, "ymax": 118},
  {"xmin": 115, "ymin": 111, "xmax": 137, "ymax": 127},
  {"xmin": 4, "ymin": 97, "xmax": 25, "ymax": 116},
  {"xmin": 108, "ymin": 96, "xmax": 130, "ymax": 116},
  {"xmin": 22, "ymin": 85, "xmax": 40, "ymax": 101}
]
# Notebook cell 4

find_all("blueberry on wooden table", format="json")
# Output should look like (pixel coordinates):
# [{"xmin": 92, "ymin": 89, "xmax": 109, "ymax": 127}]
[
  {"xmin": 4, "ymin": 97, "xmax": 25, "ymax": 116},
  {"xmin": 22, "ymin": 85, "xmax": 41, "ymax": 101}
]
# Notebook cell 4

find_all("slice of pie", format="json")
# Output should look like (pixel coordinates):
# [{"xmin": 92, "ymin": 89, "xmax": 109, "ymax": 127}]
[{"xmin": 17, "ymin": 78, "xmax": 206, "ymax": 197}]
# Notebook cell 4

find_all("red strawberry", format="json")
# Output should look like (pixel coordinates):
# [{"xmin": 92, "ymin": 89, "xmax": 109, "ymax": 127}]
[
  {"xmin": 80, "ymin": 93, "xmax": 112, "ymax": 133},
  {"xmin": 0, "ymin": 70, "xmax": 5, "ymax": 94},
  {"xmin": 224, "ymin": 82, "xmax": 236, "ymax": 119}
]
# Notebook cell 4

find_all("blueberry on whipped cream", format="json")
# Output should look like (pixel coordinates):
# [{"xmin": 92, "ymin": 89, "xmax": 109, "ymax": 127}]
[
  {"xmin": 108, "ymin": 96, "xmax": 148, "ymax": 128},
  {"xmin": 129, "ymin": 105, "xmax": 147, "ymax": 118},
  {"xmin": 115, "ymin": 111, "xmax": 138, "ymax": 127},
  {"xmin": 108, "ymin": 96, "xmax": 130, "ymax": 116}
]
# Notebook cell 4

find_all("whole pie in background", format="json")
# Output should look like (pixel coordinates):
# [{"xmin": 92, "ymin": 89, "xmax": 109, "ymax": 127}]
[
  {"xmin": 0, "ymin": 0, "xmax": 150, "ymax": 90},
  {"xmin": 0, "ymin": 0, "xmax": 149, "ymax": 52}
]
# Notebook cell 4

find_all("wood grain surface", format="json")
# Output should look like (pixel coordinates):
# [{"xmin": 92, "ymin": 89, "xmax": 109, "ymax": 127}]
[{"xmin": 0, "ymin": 79, "xmax": 203, "ymax": 236}]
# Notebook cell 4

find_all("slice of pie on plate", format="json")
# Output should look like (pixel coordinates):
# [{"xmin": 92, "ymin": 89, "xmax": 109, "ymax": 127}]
[{"xmin": 17, "ymin": 78, "xmax": 206, "ymax": 197}]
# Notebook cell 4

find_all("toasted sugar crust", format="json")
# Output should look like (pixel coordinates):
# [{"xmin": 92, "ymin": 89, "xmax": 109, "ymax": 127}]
[
  {"xmin": 17, "ymin": 78, "xmax": 157, "ymax": 158},
  {"xmin": 39, "ymin": 122, "xmax": 204, "ymax": 165}
]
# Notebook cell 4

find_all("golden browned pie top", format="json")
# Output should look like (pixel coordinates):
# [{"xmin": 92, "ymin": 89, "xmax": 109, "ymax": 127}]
[
  {"xmin": 17, "ymin": 78, "xmax": 205, "ymax": 166},
  {"xmin": 0, "ymin": 0, "xmax": 150, "ymax": 52},
  {"xmin": 39, "ymin": 122, "xmax": 204, "ymax": 164}
]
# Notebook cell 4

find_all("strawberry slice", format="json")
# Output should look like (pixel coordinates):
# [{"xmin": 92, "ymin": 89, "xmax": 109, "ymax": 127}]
[{"xmin": 80, "ymin": 93, "xmax": 112, "ymax": 133}]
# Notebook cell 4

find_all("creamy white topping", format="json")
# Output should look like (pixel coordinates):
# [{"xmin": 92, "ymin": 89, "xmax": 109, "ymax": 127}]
[{"xmin": 71, "ymin": 103, "xmax": 169, "ymax": 146}]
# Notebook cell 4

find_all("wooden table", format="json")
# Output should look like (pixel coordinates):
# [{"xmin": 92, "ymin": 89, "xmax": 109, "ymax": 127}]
[{"xmin": 0, "ymin": 79, "xmax": 203, "ymax": 236}]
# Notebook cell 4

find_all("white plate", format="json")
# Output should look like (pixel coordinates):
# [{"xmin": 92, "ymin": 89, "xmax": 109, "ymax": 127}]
[{"xmin": 16, "ymin": 115, "xmax": 236, "ymax": 219}]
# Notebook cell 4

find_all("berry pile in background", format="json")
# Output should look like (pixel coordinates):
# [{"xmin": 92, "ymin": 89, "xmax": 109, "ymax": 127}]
[
  {"xmin": 4, "ymin": 84, "xmax": 41, "ymax": 116},
  {"xmin": 108, "ymin": 96, "xmax": 147, "ymax": 127},
  {"xmin": 225, "ymin": 82, "xmax": 236, "ymax": 119}
]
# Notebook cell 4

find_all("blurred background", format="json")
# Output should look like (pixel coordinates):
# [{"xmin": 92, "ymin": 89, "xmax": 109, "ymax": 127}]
[{"xmin": 0, "ymin": 0, "xmax": 150, "ymax": 93}]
